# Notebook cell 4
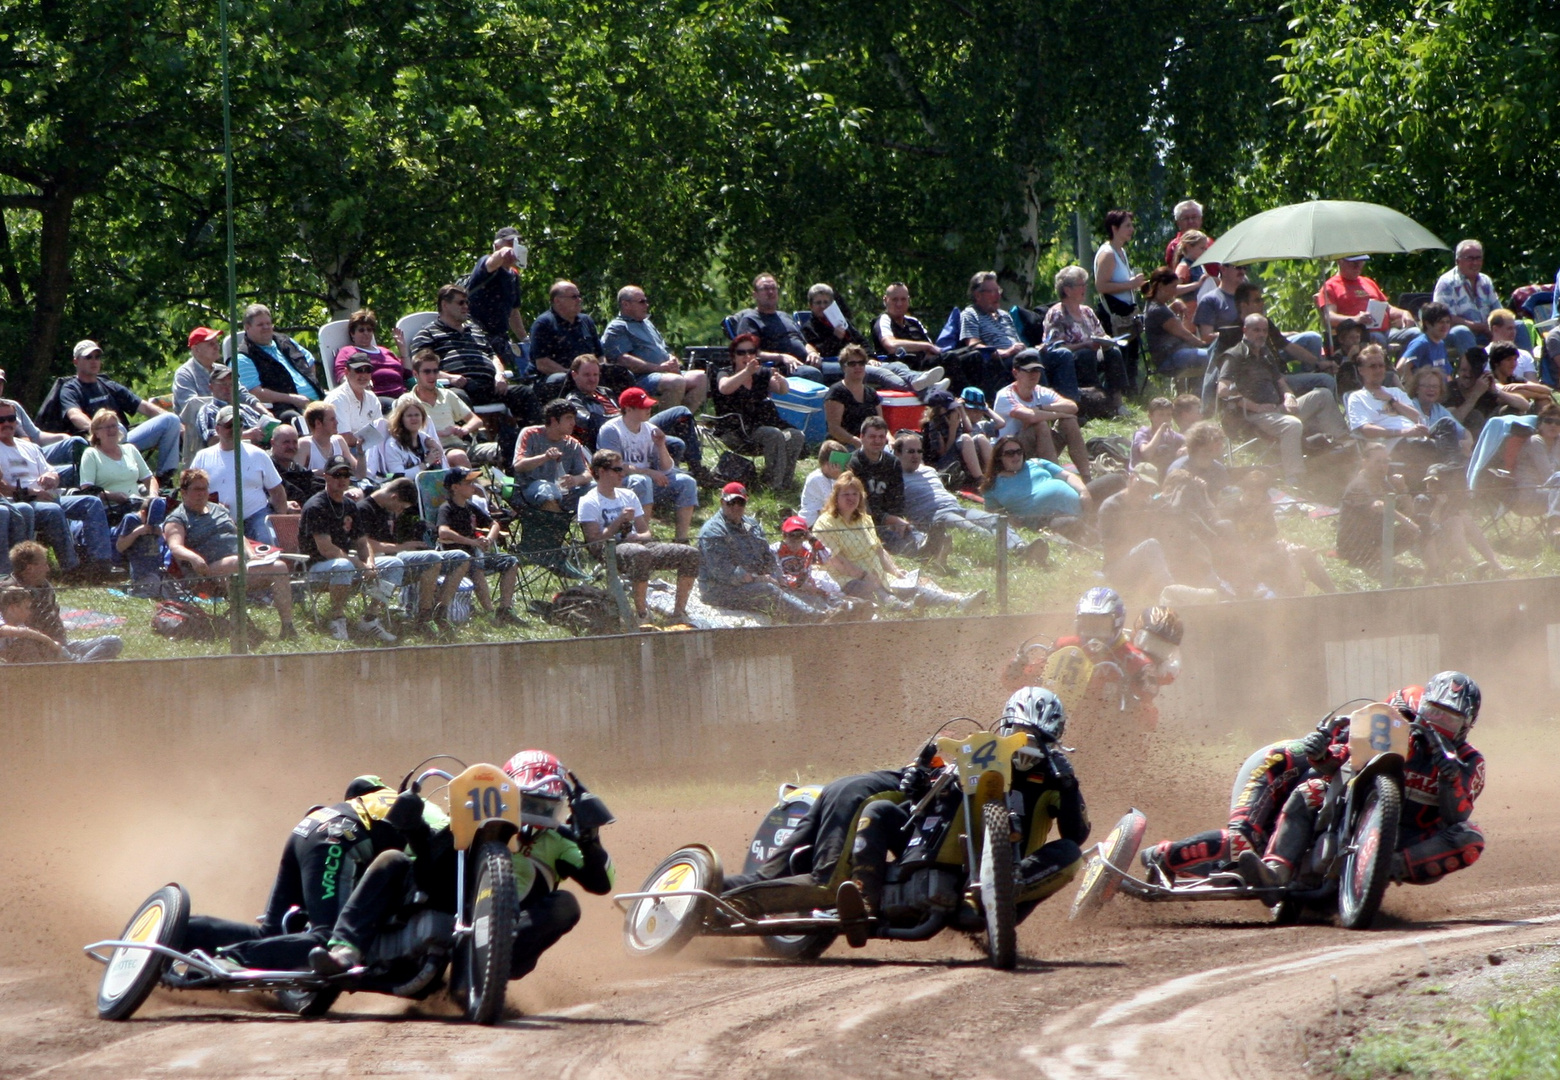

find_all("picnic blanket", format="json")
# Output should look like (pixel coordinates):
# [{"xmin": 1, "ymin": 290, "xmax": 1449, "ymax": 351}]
[{"xmin": 60, "ymin": 608, "xmax": 127, "ymax": 632}]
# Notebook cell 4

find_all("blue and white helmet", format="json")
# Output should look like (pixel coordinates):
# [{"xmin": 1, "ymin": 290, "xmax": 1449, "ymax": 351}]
[
  {"xmin": 1076, "ymin": 587, "xmax": 1126, "ymax": 653},
  {"xmin": 999, "ymin": 686, "xmax": 1067, "ymax": 744}
]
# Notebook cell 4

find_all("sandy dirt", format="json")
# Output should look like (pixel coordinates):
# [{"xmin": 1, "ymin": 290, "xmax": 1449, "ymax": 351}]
[{"xmin": 1, "ymin": 711, "xmax": 1553, "ymax": 1080}]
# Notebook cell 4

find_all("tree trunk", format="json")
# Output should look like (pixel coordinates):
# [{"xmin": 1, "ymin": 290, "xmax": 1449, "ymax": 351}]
[{"xmin": 17, "ymin": 186, "xmax": 77, "ymax": 408}]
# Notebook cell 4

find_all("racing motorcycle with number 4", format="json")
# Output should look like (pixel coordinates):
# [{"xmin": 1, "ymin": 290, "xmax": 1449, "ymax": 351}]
[
  {"xmin": 616, "ymin": 722, "xmax": 1036, "ymax": 969},
  {"xmin": 1071, "ymin": 700, "xmax": 1409, "ymax": 929}
]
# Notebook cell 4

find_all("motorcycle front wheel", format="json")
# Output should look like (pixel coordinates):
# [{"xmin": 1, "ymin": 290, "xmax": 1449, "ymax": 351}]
[
  {"xmin": 458, "ymin": 840, "xmax": 518, "ymax": 1024},
  {"xmin": 1337, "ymin": 774, "xmax": 1401, "ymax": 930},
  {"xmin": 980, "ymin": 803, "xmax": 1017, "ymax": 970}
]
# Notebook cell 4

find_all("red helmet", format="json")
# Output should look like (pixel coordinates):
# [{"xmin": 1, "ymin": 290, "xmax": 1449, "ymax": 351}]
[
  {"xmin": 503, "ymin": 750, "xmax": 569, "ymax": 829},
  {"xmin": 1388, "ymin": 685, "xmax": 1424, "ymax": 721}
]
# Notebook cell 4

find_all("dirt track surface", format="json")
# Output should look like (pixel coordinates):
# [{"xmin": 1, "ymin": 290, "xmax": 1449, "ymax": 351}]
[{"xmin": 3, "ymin": 722, "xmax": 1553, "ymax": 1079}]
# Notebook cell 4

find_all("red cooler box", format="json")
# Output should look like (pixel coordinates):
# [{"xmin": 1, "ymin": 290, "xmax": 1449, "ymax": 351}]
[{"xmin": 878, "ymin": 389, "xmax": 925, "ymax": 434}]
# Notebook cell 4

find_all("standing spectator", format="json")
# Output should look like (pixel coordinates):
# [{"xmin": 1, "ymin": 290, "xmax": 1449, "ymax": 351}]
[
  {"xmin": 267, "ymin": 424, "xmax": 316, "ymax": 505},
  {"xmin": 1131, "ymin": 397, "xmax": 1185, "ymax": 476},
  {"xmin": 60, "ymin": 339, "xmax": 181, "ymax": 481},
  {"xmin": 0, "ymin": 410, "xmax": 112, "ymax": 577},
  {"xmin": 1344, "ymin": 345, "xmax": 1429, "ymax": 450},
  {"xmin": 79, "ymin": 409, "xmax": 165, "ymax": 589},
  {"xmin": 1043, "ymin": 265, "xmax": 1130, "ymax": 413},
  {"xmin": 799, "ymin": 283, "xmax": 930, "ymax": 390},
  {"xmin": 300, "ymin": 455, "xmax": 400, "ymax": 642},
  {"xmin": 513, "ymin": 398, "xmax": 593, "ymax": 513},
  {"xmin": 412, "ymin": 284, "xmax": 538, "ymax": 424},
  {"xmin": 696, "ymin": 483, "xmax": 829, "ymax": 621},
  {"xmin": 436, "ymin": 466, "xmax": 522, "ymax": 626},
  {"xmin": 711, "ymin": 335, "xmax": 806, "ymax": 488},
  {"xmin": 733, "ymin": 273, "xmax": 809, "ymax": 373},
  {"xmin": 576, "ymin": 450, "xmax": 698, "ymax": 621},
  {"xmin": 961, "ymin": 271, "xmax": 1046, "ymax": 399},
  {"xmin": 0, "ymin": 366, "xmax": 83, "ymax": 480},
  {"xmin": 368, "ymin": 399, "xmax": 446, "ymax": 480},
  {"xmin": 233, "ymin": 303, "xmax": 324, "ymax": 422},
  {"xmin": 196, "ymin": 364, "xmax": 273, "ymax": 446},
  {"xmin": 993, "ymin": 355, "xmax": 1090, "ymax": 478},
  {"xmin": 1164, "ymin": 199, "xmax": 1205, "ymax": 267},
  {"xmin": 0, "ymin": 584, "xmax": 72, "ymax": 663},
  {"xmin": 355, "ymin": 476, "xmax": 472, "ymax": 632},
  {"xmin": 601, "ymin": 284, "xmax": 708, "ymax": 411},
  {"xmin": 872, "ymin": 282, "xmax": 943, "ymax": 369},
  {"xmin": 1322, "ymin": 256, "xmax": 1415, "ymax": 340},
  {"xmin": 395, "ymin": 350, "xmax": 480, "ymax": 466},
  {"xmin": 1, "ymin": 540, "xmax": 123, "ymax": 659},
  {"xmin": 1093, "ymin": 210, "xmax": 1147, "ymax": 385},
  {"xmin": 1396, "ymin": 302, "xmax": 1458, "ymax": 379},
  {"xmin": 189, "ymin": 406, "xmax": 292, "ymax": 544},
  {"xmin": 895, "ymin": 429, "xmax": 1024, "ymax": 552},
  {"xmin": 174, "ymin": 326, "xmax": 266, "ymax": 414},
  {"xmin": 162, "ymin": 469, "xmax": 297, "ymax": 638},
  {"xmin": 800, "ymin": 440, "xmax": 850, "ymax": 526},
  {"xmin": 324, "ymin": 355, "xmax": 387, "ymax": 450},
  {"xmin": 331, "ymin": 309, "xmax": 411, "ymax": 409},
  {"xmin": 1144, "ymin": 269, "xmax": 1212, "ymax": 379},
  {"xmin": 597, "ymin": 387, "xmax": 698, "ymax": 542},
  {"xmin": 1432, "ymin": 240, "xmax": 1500, "ymax": 355},
  {"xmin": 465, "ymin": 227, "xmax": 528, "ymax": 371},
  {"xmin": 980, "ymin": 436, "xmax": 1090, "ymax": 533},
  {"xmin": 530, "ymin": 279, "xmax": 607, "ymax": 385},
  {"xmin": 823, "ymin": 344, "xmax": 885, "ymax": 448}
]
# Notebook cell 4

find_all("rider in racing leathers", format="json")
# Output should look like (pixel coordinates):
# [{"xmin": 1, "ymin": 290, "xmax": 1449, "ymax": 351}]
[
  {"xmin": 850, "ymin": 687, "xmax": 1090, "ymax": 922},
  {"xmin": 1240, "ymin": 672, "xmax": 1485, "ymax": 888},
  {"xmin": 184, "ymin": 776, "xmax": 433, "ymax": 970},
  {"xmin": 502, "ymin": 751, "xmax": 616, "ymax": 980}
]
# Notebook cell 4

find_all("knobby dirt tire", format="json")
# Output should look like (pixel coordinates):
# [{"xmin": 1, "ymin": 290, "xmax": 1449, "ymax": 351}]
[
  {"xmin": 276, "ymin": 986, "xmax": 342, "ymax": 1018},
  {"xmin": 1337, "ymin": 774, "xmax": 1401, "ymax": 930},
  {"xmin": 461, "ymin": 840, "xmax": 518, "ymax": 1024},
  {"xmin": 624, "ymin": 846, "xmax": 720, "ymax": 958},
  {"xmin": 981, "ymin": 802, "xmax": 1017, "ymax": 970},
  {"xmin": 97, "ymin": 884, "xmax": 190, "ymax": 1021}
]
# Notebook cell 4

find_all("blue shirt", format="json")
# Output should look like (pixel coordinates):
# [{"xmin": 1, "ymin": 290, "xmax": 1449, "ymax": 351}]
[
  {"xmin": 984, "ymin": 459, "xmax": 1081, "ymax": 521},
  {"xmin": 1400, "ymin": 333, "xmax": 1452, "ymax": 377},
  {"xmin": 602, "ymin": 315, "xmax": 671, "ymax": 367},
  {"xmin": 237, "ymin": 340, "xmax": 321, "ymax": 400}
]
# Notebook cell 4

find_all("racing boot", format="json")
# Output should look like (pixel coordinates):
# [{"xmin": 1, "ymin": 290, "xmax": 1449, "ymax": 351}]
[
  {"xmin": 1236, "ymin": 850, "xmax": 1290, "ymax": 890},
  {"xmin": 308, "ymin": 941, "xmax": 362, "ymax": 976},
  {"xmin": 1139, "ymin": 842, "xmax": 1174, "ymax": 885},
  {"xmin": 835, "ymin": 880, "xmax": 870, "ymax": 948}
]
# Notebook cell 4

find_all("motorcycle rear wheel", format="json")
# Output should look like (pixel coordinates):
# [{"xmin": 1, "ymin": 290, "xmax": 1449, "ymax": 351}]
[
  {"xmin": 759, "ymin": 933, "xmax": 836, "ymax": 960},
  {"xmin": 1069, "ymin": 809, "xmax": 1147, "ymax": 921},
  {"xmin": 981, "ymin": 803, "xmax": 1017, "ymax": 970},
  {"xmin": 97, "ymin": 883, "xmax": 190, "ymax": 1021},
  {"xmin": 459, "ymin": 840, "xmax": 518, "ymax": 1024},
  {"xmin": 1337, "ymin": 775, "xmax": 1401, "ymax": 930},
  {"xmin": 624, "ymin": 846, "xmax": 721, "ymax": 958},
  {"xmin": 276, "ymin": 986, "xmax": 341, "ymax": 1017}
]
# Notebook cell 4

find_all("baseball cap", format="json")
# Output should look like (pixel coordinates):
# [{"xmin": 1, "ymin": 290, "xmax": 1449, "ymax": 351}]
[
  {"xmin": 1130, "ymin": 462, "xmax": 1160, "ymax": 487},
  {"xmin": 961, "ymin": 386, "xmax": 986, "ymax": 407},
  {"xmin": 494, "ymin": 226, "xmax": 520, "ymax": 244},
  {"xmin": 215, "ymin": 405, "xmax": 236, "ymax": 425},
  {"xmin": 781, "ymin": 514, "xmax": 809, "ymax": 534},
  {"xmin": 721, "ymin": 482, "xmax": 748, "ymax": 503},
  {"xmin": 187, "ymin": 326, "xmax": 221, "ymax": 349},
  {"xmin": 209, "ymin": 363, "xmax": 233, "ymax": 381},
  {"xmin": 924, "ymin": 387, "xmax": 958, "ymax": 411},
  {"xmin": 618, "ymin": 386, "xmax": 657, "ymax": 411},
  {"xmin": 1013, "ymin": 354, "xmax": 1044, "ymax": 372},
  {"xmin": 1340, "ymin": 254, "xmax": 1370, "ymax": 263},
  {"xmin": 72, "ymin": 339, "xmax": 103, "ymax": 361},
  {"xmin": 324, "ymin": 454, "xmax": 354, "ymax": 476},
  {"xmin": 345, "ymin": 355, "xmax": 374, "ymax": 372},
  {"xmin": 443, "ymin": 465, "xmax": 473, "ymax": 488}
]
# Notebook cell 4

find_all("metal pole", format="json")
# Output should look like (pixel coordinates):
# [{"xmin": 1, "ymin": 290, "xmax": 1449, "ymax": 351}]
[
  {"xmin": 603, "ymin": 540, "xmax": 636, "ymax": 630},
  {"xmin": 1379, "ymin": 493, "xmax": 1395, "ymax": 588},
  {"xmin": 221, "ymin": 0, "xmax": 247, "ymax": 653},
  {"xmin": 995, "ymin": 515, "xmax": 1009, "ymax": 614}
]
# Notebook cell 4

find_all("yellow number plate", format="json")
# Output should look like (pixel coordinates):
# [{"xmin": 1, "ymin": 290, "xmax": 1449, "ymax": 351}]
[{"xmin": 447, "ymin": 763, "xmax": 521, "ymax": 851}]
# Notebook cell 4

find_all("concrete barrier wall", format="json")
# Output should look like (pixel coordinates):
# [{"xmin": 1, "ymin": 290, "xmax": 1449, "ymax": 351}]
[{"xmin": 5, "ymin": 575, "xmax": 1553, "ymax": 781}]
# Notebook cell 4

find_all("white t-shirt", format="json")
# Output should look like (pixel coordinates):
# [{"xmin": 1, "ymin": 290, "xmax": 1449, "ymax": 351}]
[
  {"xmin": 596, "ymin": 417, "xmax": 662, "ymax": 471},
  {"xmin": 0, "ymin": 437, "xmax": 55, "ymax": 492},
  {"xmin": 993, "ymin": 382, "xmax": 1061, "ymax": 438},
  {"xmin": 1345, "ymin": 386, "xmax": 1423, "ymax": 449},
  {"xmin": 191, "ymin": 443, "xmax": 282, "ymax": 518},
  {"xmin": 325, "ymin": 383, "xmax": 384, "ymax": 438},
  {"xmin": 576, "ymin": 486, "xmax": 645, "ymax": 536},
  {"xmin": 800, "ymin": 468, "xmax": 834, "ymax": 526},
  {"xmin": 1514, "ymin": 348, "xmax": 1539, "ymax": 381}
]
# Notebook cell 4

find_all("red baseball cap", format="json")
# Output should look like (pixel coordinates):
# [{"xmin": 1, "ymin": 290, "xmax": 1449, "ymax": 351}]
[
  {"xmin": 618, "ymin": 387, "xmax": 657, "ymax": 410},
  {"xmin": 187, "ymin": 326, "xmax": 221, "ymax": 348},
  {"xmin": 781, "ymin": 515, "xmax": 809, "ymax": 534},
  {"xmin": 721, "ymin": 482, "xmax": 748, "ymax": 503}
]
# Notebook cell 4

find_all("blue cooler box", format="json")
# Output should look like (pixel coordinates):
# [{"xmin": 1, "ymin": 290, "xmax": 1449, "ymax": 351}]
[{"xmin": 772, "ymin": 377, "xmax": 830, "ymax": 445}]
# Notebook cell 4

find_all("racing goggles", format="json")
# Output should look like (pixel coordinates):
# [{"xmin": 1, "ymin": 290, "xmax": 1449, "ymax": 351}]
[
  {"xmin": 1076, "ymin": 614, "xmax": 1117, "ymax": 643},
  {"xmin": 1417, "ymin": 700, "xmax": 1467, "ymax": 740},
  {"xmin": 520, "ymin": 792, "xmax": 567, "ymax": 829},
  {"xmin": 1133, "ymin": 630, "xmax": 1179, "ymax": 665}
]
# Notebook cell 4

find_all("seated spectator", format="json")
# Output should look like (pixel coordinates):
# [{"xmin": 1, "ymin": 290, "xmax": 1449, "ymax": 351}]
[
  {"xmin": 0, "ymin": 411, "xmax": 111, "ymax": 578},
  {"xmin": 1404, "ymin": 366, "xmax": 1473, "ymax": 458},
  {"xmin": 1145, "ymin": 269, "xmax": 1210, "ymax": 378},
  {"xmin": 1411, "ymin": 463, "xmax": 1506, "ymax": 579},
  {"xmin": 1336, "ymin": 443, "xmax": 1419, "ymax": 571},
  {"xmin": 1042, "ymin": 265, "xmax": 1129, "ymax": 412},
  {"xmin": 872, "ymin": 282, "xmax": 944, "ymax": 370},
  {"xmin": 368, "ymin": 399, "xmax": 446, "ymax": 479},
  {"xmin": 1, "ymin": 540, "xmax": 122, "ymax": 659},
  {"xmin": 1395, "ymin": 301, "xmax": 1457, "ymax": 380},
  {"xmin": 162, "ymin": 470, "xmax": 296, "ymax": 638},
  {"xmin": 1216, "ymin": 314, "xmax": 1349, "ymax": 486},
  {"xmin": 267, "ymin": 425, "xmax": 317, "ymax": 505},
  {"xmin": 710, "ymin": 334, "xmax": 806, "ymax": 488},
  {"xmin": 1165, "ymin": 420, "xmax": 1231, "ymax": 491},
  {"xmin": 576, "ymin": 450, "xmax": 698, "ymax": 621},
  {"xmin": 696, "ymin": 483, "xmax": 829, "ymax": 622},
  {"xmin": 562, "ymin": 354, "xmax": 620, "ymax": 449},
  {"xmin": 396, "ymin": 349, "xmax": 480, "ymax": 466},
  {"xmin": 324, "ymin": 355, "xmax": 387, "ymax": 452},
  {"xmin": 0, "ymin": 366, "xmax": 84, "ymax": 481},
  {"xmin": 197, "ymin": 364, "xmax": 273, "ymax": 445},
  {"xmin": 602, "ymin": 284, "xmax": 709, "ymax": 411},
  {"xmin": 1329, "ymin": 319, "xmax": 1374, "ymax": 395},
  {"xmin": 1443, "ymin": 346, "xmax": 1528, "ymax": 434},
  {"xmin": 174, "ymin": 327, "xmax": 267, "ymax": 415},
  {"xmin": 1504, "ymin": 403, "xmax": 1560, "ymax": 529},
  {"xmin": 961, "ymin": 385, "xmax": 1003, "ymax": 436},
  {"xmin": 297, "ymin": 400, "xmax": 361, "ymax": 476},
  {"xmin": 331, "ymin": 309, "xmax": 411, "ymax": 409},
  {"xmin": 412, "ymin": 283, "xmax": 538, "ymax": 424},
  {"xmin": 993, "ymin": 354, "xmax": 1090, "ymax": 479},
  {"xmin": 300, "ymin": 456, "xmax": 401, "ymax": 643},
  {"xmin": 355, "ymin": 476, "xmax": 472, "ymax": 631},
  {"xmin": 0, "ymin": 583, "xmax": 72, "ymax": 663},
  {"xmin": 800, "ymin": 440, "xmax": 850, "ymax": 526},
  {"xmin": 1172, "ymin": 393, "xmax": 1203, "ymax": 433},
  {"xmin": 1344, "ymin": 344, "xmax": 1429, "ymax": 450},
  {"xmin": 61, "ymin": 339, "xmax": 181, "ymax": 481},
  {"xmin": 1131, "ymin": 397, "xmax": 1185, "ymax": 476},
  {"xmin": 189, "ymin": 406, "xmax": 293, "ymax": 544},
  {"xmin": 436, "ymin": 466, "xmax": 522, "ymax": 626},
  {"xmin": 598, "ymin": 387, "xmax": 699, "ymax": 541},
  {"xmin": 1490, "ymin": 342, "xmax": 1550, "ymax": 405},
  {"xmin": 80, "ymin": 409, "xmax": 165, "ymax": 590},
  {"xmin": 234, "ymin": 303, "xmax": 324, "ymax": 423},
  {"xmin": 1096, "ymin": 463, "xmax": 1173, "ymax": 601},
  {"xmin": 772, "ymin": 515, "xmax": 851, "ymax": 610},
  {"xmin": 733, "ymin": 273, "xmax": 810, "ymax": 375},
  {"xmin": 1230, "ymin": 282, "xmax": 1333, "ymax": 395},
  {"xmin": 513, "ymin": 398, "xmax": 593, "ymax": 512},
  {"xmin": 981, "ymin": 435, "xmax": 1092, "ymax": 535},
  {"xmin": 530, "ymin": 279, "xmax": 611, "ymax": 387},
  {"xmin": 1487, "ymin": 309, "xmax": 1538, "ymax": 379},
  {"xmin": 962, "ymin": 270, "xmax": 1049, "ymax": 399},
  {"xmin": 814, "ymin": 471, "xmax": 982, "ymax": 613},
  {"xmin": 824, "ymin": 344, "xmax": 885, "ymax": 449},
  {"xmin": 921, "ymin": 387, "xmax": 991, "ymax": 483},
  {"xmin": 1191, "ymin": 262, "xmax": 1244, "ymax": 345},
  {"xmin": 799, "ymin": 282, "xmax": 931, "ymax": 391},
  {"xmin": 1432, "ymin": 240, "xmax": 1500, "ymax": 355},
  {"xmin": 848, "ymin": 416, "xmax": 926, "ymax": 556},
  {"xmin": 895, "ymin": 429, "xmax": 1025, "ymax": 554},
  {"xmin": 1321, "ymin": 256, "xmax": 1415, "ymax": 341}
]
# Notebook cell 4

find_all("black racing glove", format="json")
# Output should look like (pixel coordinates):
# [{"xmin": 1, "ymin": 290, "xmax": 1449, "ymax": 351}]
[
  {"xmin": 1300, "ymin": 729, "xmax": 1329, "ymax": 763},
  {"xmin": 385, "ymin": 790, "xmax": 426, "ymax": 833},
  {"xmin": 899, "ymin": 765, "xmax": 932, "ymax": 799}
]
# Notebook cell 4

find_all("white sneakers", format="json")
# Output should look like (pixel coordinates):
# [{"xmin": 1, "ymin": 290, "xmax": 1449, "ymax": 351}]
[
  {"xmin": 328, "ymin": 617, "xmax": 349, "ymax": 641},
  {"xmin": 910, "ymin": 365, "xmax": 946, "ymax": 392},
  {"xmin": 356, "ymin": 618, "xmax": 397, "ymax": 643}
]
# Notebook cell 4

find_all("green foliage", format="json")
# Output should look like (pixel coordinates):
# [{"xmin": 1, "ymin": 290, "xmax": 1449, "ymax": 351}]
[{"xmin": 1337, "ymin": 984, "xmax": 1560, "ymax": 1080}]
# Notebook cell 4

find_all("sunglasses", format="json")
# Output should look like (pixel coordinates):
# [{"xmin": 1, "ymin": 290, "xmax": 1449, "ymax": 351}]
[
  {"xmin": 843, "ymin": 360, "xmax": 868, "ymax": 368},
  {"xmin": 599, "ymin": 464, "xmax": 625, "ymax": 473},
  {"xmin": 733, "ymin": 348, "xmax": 758, "ymax": 356},
  {"xmin": 0, "ymin": 414, "xmax": 15, "ymax": 424},
  {"xmin": 1001, "ymin": 448, "xmax": 1025, "ymax": 458}
]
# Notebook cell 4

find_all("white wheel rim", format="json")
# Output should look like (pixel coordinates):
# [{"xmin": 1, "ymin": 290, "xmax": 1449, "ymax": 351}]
[
  {"xmin": 102, "ymin": 901, "xmax": 165, "ymax": 1000},
  {"xmin": 631, "ymin": 861, "xmax": 699, "ymax": 947}
]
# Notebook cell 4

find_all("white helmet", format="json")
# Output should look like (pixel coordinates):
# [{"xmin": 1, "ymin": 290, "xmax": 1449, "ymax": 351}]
[{"xmin": 998, "ymin": 686, "xmax": 1067, "ymax": 744}]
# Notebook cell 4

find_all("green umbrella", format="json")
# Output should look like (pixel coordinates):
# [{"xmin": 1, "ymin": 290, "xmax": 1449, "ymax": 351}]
[{"xmin": 1195, "ymin": 200, "xmax": 1448, "ymax": 266}]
